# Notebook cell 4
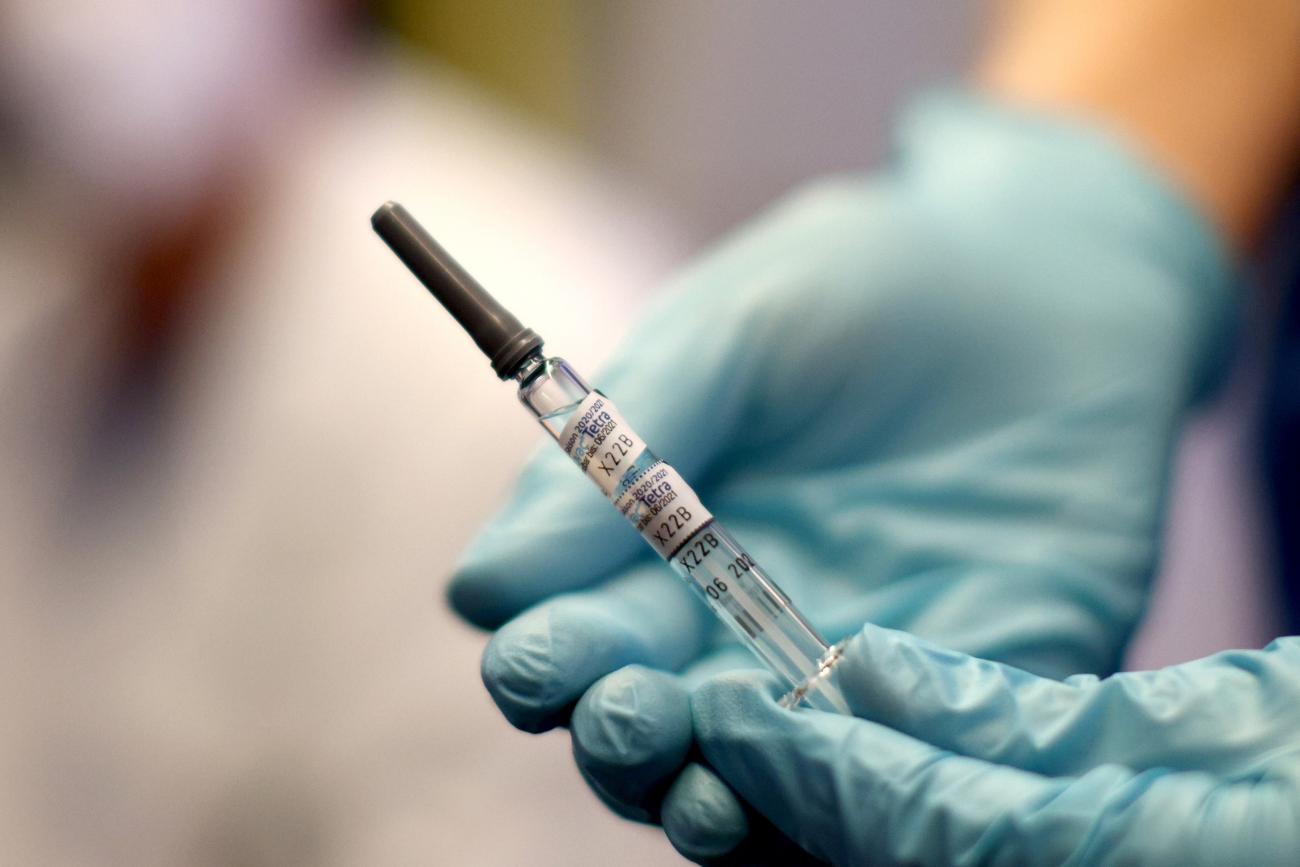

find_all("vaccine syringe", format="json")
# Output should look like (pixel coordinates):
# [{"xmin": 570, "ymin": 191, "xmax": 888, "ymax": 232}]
[{"xmin": 372, "ymin": 202, "xmax": 848, "ymax": 713}]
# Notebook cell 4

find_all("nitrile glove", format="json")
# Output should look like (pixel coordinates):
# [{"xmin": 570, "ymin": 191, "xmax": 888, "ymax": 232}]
[
  {"xmin": 693, "ymin": 625, "xmax": 1300, "ymax": 866},
  {"xmin": 446, "ymin": 93, "xmax": 1236, "ymax": 861}
]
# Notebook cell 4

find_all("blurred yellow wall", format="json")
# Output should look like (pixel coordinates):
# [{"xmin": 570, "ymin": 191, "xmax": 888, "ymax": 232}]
[{"xmin": 377, "ymin": 0, "xmax": 589, "ymax": 132}]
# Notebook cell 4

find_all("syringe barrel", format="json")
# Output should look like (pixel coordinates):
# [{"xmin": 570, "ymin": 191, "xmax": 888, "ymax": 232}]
[{"xmin": 515, "ymin": 354, "xmax": 848, "ymax": 713}]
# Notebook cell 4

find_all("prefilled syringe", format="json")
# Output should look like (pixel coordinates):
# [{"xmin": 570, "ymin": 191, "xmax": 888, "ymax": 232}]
[{"xmin": 372, "ymin": 202, "xmax": 848, "ymax": 713}]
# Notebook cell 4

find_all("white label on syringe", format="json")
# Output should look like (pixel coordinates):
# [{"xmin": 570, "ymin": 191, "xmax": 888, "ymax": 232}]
[
  {"xmin": 557, "ymin": 392, "xmax": 648, "ymax": 497},
  {"xmin": 613, "ymin": 461, "xmax": 712, "ymax": 558},
  {"xmin": 557, "ymin": 392, "xmax": 712, "ymax": 557}
]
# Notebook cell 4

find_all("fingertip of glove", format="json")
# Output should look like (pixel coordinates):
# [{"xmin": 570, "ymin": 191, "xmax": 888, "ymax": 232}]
[
  {"xmin": 480, "ymin": 598, "xmax": 660, "ymax": 733},
  {"xmin": 571, "ymin": 668, "xmax": 693, "ymax": 822},
  {"xmin": 446, "ymin": 565, "xmax": 514, "ymax": 629},
  {"xmin": 662, "ymin": 763, "xmax": 749, "ymax": 861},
  {"xmin": 573, "ymin": 666, "xmax": 692, "ymax": 771},
  {"xmin": 480, "ymin": 613, "xmax": 569, "ymax": 732}
]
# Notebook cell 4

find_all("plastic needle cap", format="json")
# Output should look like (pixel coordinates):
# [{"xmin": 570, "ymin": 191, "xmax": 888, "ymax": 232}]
[{"xmin": 371, "ymin": 202, "xmax": 544, "ymax": 379}]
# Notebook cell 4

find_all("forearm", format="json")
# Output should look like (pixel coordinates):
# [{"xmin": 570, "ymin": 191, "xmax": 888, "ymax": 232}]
[{"xmin": 979, "ymin": 0, "xmax": 1300, "ymax": 250}]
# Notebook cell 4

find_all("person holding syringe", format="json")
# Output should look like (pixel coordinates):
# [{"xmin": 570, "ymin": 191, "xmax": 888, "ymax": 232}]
[{"xmin": 413, "ymin": 1, "xmax": 1300, "ymax": 864}]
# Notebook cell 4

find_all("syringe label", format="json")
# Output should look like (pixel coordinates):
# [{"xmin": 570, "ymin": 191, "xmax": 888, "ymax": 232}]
[
  {"xmin": 558, "ymin": 393, "xmax": 712, "ymax": 557},
  {"xmin": 613, "ymin": 461, "xmax": 712, "ymax": 558},
  {"xmin": 557, "ymin": 393, "xmax": 649, "ymax": 498}
]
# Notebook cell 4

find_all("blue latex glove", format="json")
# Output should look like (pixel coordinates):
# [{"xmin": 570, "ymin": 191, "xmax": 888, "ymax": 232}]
[
  {"xmin": 448, "ymin": 94, "xmax": 1235, "ymax": 860},
  {"xmin": 693, "ymin": 625, "xmax": 1300, "ymax": 865}
]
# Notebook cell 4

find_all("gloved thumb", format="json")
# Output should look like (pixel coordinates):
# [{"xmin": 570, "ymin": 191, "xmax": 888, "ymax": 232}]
[{"xmin": 831, "ymin": 624, "xmax": 1300, "ymax": 778}]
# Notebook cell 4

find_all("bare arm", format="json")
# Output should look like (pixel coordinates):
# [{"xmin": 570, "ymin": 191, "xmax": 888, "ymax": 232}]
[{"xmin": 980, "ymin": 0, "xmax": 1300, "ymax": 250}]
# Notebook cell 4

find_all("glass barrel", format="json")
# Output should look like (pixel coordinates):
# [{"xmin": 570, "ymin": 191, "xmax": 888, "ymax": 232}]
[{"xmin": 515, "ymin": 354, "xmax": 848, "ymax": 714}]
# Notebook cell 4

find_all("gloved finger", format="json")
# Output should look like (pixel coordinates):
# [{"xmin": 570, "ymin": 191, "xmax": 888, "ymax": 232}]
[
  {"xmin": 571, "ymin": 666, "xmax": 692, "ymax": 822},
  {"xmin": 481, "ymin": 561, "xmax": 713, "ymax": 732},
  {"xmin": 448, "ymin": 195, "xmax": 831, "ymax": 629},
  {"xmin": 833, "ymin": 624, "xmax": 1300, "ymax": 777},
  {"xmin": 568, "ymin": 644, "xmax": 760, "ymax": 840},
  {"xmin": 662, "ymin": 762, "xmax": 826, "ymax": 866},
  {"xmin": 652, "ymin": 650, "xmax": 765, "ymax": 863},
  {"xmin": 660, "ymin": 762, "xmax": 749, "ymax": 862},
  {"xmin": 693, "ymin": 673, "xmax": 1300, "ymax": 867}
]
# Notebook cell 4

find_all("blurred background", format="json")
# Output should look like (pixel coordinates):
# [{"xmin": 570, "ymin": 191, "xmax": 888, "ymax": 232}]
[{"xmin": 0, "ymin": 1, "xmax": 1279, "ymax": 865}]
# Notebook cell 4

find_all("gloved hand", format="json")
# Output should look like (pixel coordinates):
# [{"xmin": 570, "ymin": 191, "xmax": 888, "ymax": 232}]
[
  {"xmin": 447, "ymin": 93, "xmax": 1235, "ymax": 861},
  {"xmin": 693, "ymin": 625, "xmax": 1300, "ymax": 866}
]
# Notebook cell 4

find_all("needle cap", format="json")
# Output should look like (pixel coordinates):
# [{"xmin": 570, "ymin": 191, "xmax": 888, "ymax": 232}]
[{"xmin": 372, "ymin": 201, "xmax": 543, "ymax": 379}]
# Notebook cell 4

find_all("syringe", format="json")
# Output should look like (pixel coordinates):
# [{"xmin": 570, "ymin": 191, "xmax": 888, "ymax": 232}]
[{"xmin": 372, "ymin": 202, "xmax": 848, "ymax": 713}]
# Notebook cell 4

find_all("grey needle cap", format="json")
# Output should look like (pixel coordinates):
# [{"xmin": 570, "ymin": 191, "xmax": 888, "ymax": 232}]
[{"xmin": 372, "ymin": 201, "xmax": 544, "ymax": 379}]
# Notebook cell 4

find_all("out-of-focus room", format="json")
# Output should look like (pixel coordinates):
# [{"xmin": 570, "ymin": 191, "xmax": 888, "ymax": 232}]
[{"xmin": 1, "ymin": 1, "xmax": 1289, "ymax": 865}]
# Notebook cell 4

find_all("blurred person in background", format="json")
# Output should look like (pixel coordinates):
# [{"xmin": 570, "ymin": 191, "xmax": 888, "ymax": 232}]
[
  {"xmin": 0, "ymin": 0, "xmax": 681, "ymax": 864},
  {"xmin": 451, "ymin": 2, "xmax": 1300, "ymax": 865}
]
